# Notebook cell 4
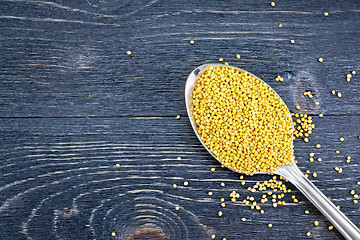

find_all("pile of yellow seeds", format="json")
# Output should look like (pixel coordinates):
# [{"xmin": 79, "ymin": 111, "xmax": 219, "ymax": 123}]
[
  {"xmin": 192, "ymin": 65, "xmax": 293, "ymax": 173},
  {"xmin": 291, "ymin": 113, "xmax": 314, "ymax": 141}
]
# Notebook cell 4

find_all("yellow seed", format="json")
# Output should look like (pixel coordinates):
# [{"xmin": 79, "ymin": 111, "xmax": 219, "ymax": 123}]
[
  {"xmin": 223, "ymin": 238, "xmax": 227, "ymax": 240},
  {"xmin": 189, "ymin": 40, "xmax": 195, "ymax": 45},
  {"xmin": 309, "ymin": 153, "xmax": 314, "ymax": 157},
  {"xmin": 351, "ymin": 190, "xmax": 355, "ymax": 195},
  {"xmin": 315, "ymin": 102, "xmax": 319, "ymax": 105},
  {"xmin": 296, "ymin": 105, "xmax": 300, "ymax": 109},
  {"xmin": 352, "ymin": 71, "xmax": 356, "ymax": 74},
  {"xmin": 208, "ymin": 191, "xmax": 213, "ymax": 196},
  {"xmin": 305, "ymin": 210, "xmax": 309, "ymax": 214},
  {"xmin": 357, "ymin": 181, "xmax": 360, "ymax": 185},
  {"xmin": 293, "ymin": 199, "xmax": 298, "ymax": 203},
  {"xmin": 173, "ymin": 184, "xmax": 177, "ymax": 188},
  {"xmin": 316, "ymin": 144, "xmax": 321, "ymax": 148},
  {"xmin": 337, "ymin": 205, "xmax": 340, "ymax": 209},
  {"xmin": 268, "ymin": 223, "xmax": 273, "ymax": 228},
  {"xmin": 324, "ymin": 12, "xmax": 329, "ymax": 16},
  {"xmin": 313, "ymin": 172, "xmax": 317, "ymax": 177},
  {"xmin": 126, "ymin": 50, "xmax": 132, "ymax": 55},
  {"xmin": 307, "ymin": 232, "xmax": 311, "ymax": 236},
  {"xmin": 340, "ymin": 137, "xmax": 344, "ymax": 141},
  {"xmin": 319, "ymin": 114, "xmax": 323, "ymax": 117},
  {"xmin": 211, "ymin": 168, "xmax": 216, "ymax": 172},
  {"xmin": 260, "ymin": 210, "xmax": 265, "ymax": 214},
  {"xmin": 354, "ymin": 200, "xmax": 358, "ymax": 204},
  {"xmin": 218, "ymin": 211, "xmax": 223, "ymax": 216},
  {"xmin": 220, "ymin": 182, "xmax": 225, "ymax": 187},
  {"xmin": 331, "ymin": 90, "xmax": 335, "ymax": 95},
  {"xmin": 271, "ymin": 2, "xmax": 275, "ymax": 7},
  {"xmin": 354, "ymin": 194, "xmax": 359, "ymax": 198},
  {"xmin": 175, "ymin": 206, "xmax": 180, "ymax": 210},
  {"xmin": 191, "ymin": 65, "xmax": 293, "ymax": 173},
  {"xmin": 176, "ymin": 115, "xmax": 181, "ymax": 119},
  {"xmin": 337, "ymin": 92, "xmax": 342, "ymax": 97},
  {"xmin": 314, "ymin": 221, "xmax": 319, "ymax": 226},
  {"xmin": 304, "ymin": 138, "xmax": 309, "ymax": 143},
  {"xmin": 218, "ymin": 58, "xmax": 223, "ymax": 62},
  {"xmin": 242, "ymin": 218, "xmax": 246, "ymax": 221},
  {"xmin": 112, "ymin": 232, "xmax": 116, "ymax": 237},
  {"xmin": 115, "ymin": 163, "xmax": 120, "ymax": 167},
  {"xmin": 236, "ymin": 54, "xmax": 241, "ymax": 59},
  {"xmin": 224, "ymin": 62, "xmax": 229, "ymax": 65},
  {"xmin": 290, "ymin": 39, "xmax": 295, "ymax": 44},
  {"xmin": 328, "ymin": 225, "xmax": 333, "ymax": 230},
  {"xmin": 317, "ymin": 158, "xmax": 322, "ymax": 162},
  {"xmin": 221, "ymin": 203, "xmax": 226, "ymax": 207},
  {"xmin": 184, "ymin": 181, "xmax": 189, "ymax": 186},
  {"xmin": 211, "ymin": 234, "xmax": 216, "ymax": 239},
  {"xmin": 220, "ymin": 198, "xmax": 225, "ymax": 202},
  {"xmin": 318, "ymin": 58, "xmax": 323, "ymax": 62},
  {"xmin": 309, "ymin": 158, "xmax": 314, "ymax": 162},
  {"xmin": 177, "ymin": 157, "xmax": 182, "ymax": 161},
  {"xmin": 279, "ymin": 23, "xmax": 283, "ymax": 28},
  {"xmin": 335, "ymin": 150, "xmax": 340, "ymax": 154}
]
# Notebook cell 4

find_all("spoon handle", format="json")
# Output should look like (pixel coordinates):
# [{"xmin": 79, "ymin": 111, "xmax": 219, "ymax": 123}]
[{"xmin": 277, "ymin": 164, "xmax": 360, "ymax": 240}]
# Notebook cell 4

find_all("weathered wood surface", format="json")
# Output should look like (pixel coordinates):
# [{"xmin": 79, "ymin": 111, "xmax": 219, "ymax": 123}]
[{"xmin": 0, "ymin": 0, "xmax": 359, "ymax": 239}]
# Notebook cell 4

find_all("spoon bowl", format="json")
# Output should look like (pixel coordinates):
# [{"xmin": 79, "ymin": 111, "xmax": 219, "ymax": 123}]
[{"xmin": 185, "ymin": 63, "xmax": 360, "ymax": 240}]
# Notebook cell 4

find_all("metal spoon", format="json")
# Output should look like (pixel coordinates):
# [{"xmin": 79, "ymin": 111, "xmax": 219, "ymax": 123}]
[{"xmin": 185, "ymin": 63, "xmax": 360, "ymax": 240}]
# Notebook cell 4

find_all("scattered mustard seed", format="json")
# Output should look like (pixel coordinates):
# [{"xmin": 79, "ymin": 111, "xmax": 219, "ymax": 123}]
[
  {"xmin": 305, "ymin": 210, "xmax": 310, "ymax": 214},
  {"xmin": 211, "ymin": 168, "xmax": 216, "ymax": 172},
  {"xmin": 324, "ymin": 12, "xmax": 329, "ymax": 16},
  {"xmin": 318, "ymin": 58, "xmax": 323, "ymax": 63},
  {"xmin": 319, "ymin": 114, "xmax": 323, "ymax": 117},
  {"xmin": 221, "ymin": 182, "xmax": 225, "ymax": 187},
  {"xmin": 316, "ymin": 144, "xmax": 321, "ymax": 148},
  {"xmin": 279, "ymin": 23, "xmax": 283, "ymax": 28},
  {"xmin": 268, "ymin": 223, "xmax": 273, "ymax": 228},
  {"xmin": 331, "ymin": 90, "xmax": 336, "ymax": 95},
  {"xmin": 112, "ymin": 232, "xmax": 116, "ymax": 237},
  {"xmin": 354, "ymin": 200, "xmax": 358, "ymax": 204},
  {"xmin": 218, "ymin": 211, "xmax": 223, "ymax": 217},
  {"xmin": 221, "ymin": 203, "xmax": 226, "ymax": 207},
  {"xmin": 329, "ymin": 225, "xmax": 334, "ymax": 230},
  {"xmin": 176, "ymin": 115, "xmax": 181, "ymax": 119},
  {"xmin": 211, "ymin": 234, "xmax": 216, "ymax": 239},
  {"xmin": 307, "ymin": 232, "xmax": 311, "ymax": 236},
  {"xmin": 218, "ymin": 58, "xmax": 223, "ymax": 62},
  {"xmin": 115, "ymin": 163, "xmax": 120, "ymax": 167},
  {"xmin": 335, "ymin": 150, "xmax": 340, "ymax": 154},
  {"xmin": 175, "ymin": 206, "xmax": 180, "ymax": 210},
  {"xmin": 190, "ymin": 40, "xmax": 195, "ymax": 45},
  {"xmin": 340, "ymin": 137, "xmax": 344, "ymax": 141},
  {"xmin": 184, "ymin": 181, "xmax": 189, "ymax": 186},
  {"xmin": 271, "ymin": 2, "xmax": 275, "ymax": 7},
  {"xmin": 208, "ymin": 191, "xmax": 213, "ymax": 196},
  {"xmin": 236, "ymin": 54, "xmax": 241, "ymax": 59},
  {"xmin": 296, "ymin": 105, "xmax": 300, "ymax": 109},
  {"xmin": 313, "ymin": 172, "xmax": 317, "ymax": 177},
  {"xmin": 314, "ymin": 221, "xmax": 319, "ymax": 226},
  {"xmin": 242, "ymin": 218, "xmax": 246, "ymax": 221},
  {"xmin": 173, "ymin": 184, "xmax": 177, "ymax": 188},
  {"xmin": 127, "ymin": 50, "xmax": 132, "ymax": 55},
  {"xmin": 352, "ymin": 71, "xmax": 356, "ymax": 74},
  {"xmin": 337, "ymin": 92, "xmax": 342, "ymax": 98},
  {"xmin": 290, "ymin": 39, "xmax": 295, "ymax": 44},
  {"xmin": 177, "ymin": 157, "xmax": 182, "ymax": 161},
  {"xmin": 309, "ymin": 153, "xmax": 314, "ymax": 157}
]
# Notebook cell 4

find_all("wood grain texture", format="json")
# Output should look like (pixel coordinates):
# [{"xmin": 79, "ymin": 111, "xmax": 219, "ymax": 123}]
[
  {"xmin": 0, "ymin": 0, "xmax": 359, "ymax": 117},
  {"xmin": 0, "ymin": 0, "xmax": 359, "ymax": 239}
]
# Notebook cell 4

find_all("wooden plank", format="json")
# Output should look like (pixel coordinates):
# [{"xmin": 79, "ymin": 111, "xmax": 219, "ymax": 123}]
[
  {"xmin": 0, "ymin": 0, "xmax": 359, "ymax": 117},
  {"xmin": 0, "ymin": 116, "xmax": 359, "ymax": 239}
]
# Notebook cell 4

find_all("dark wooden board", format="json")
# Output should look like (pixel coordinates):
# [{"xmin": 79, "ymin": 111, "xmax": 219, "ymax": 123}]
[
  {"xmin": 0, "ymin": 0, "xmax": 360, "ymax": 239},
  {"xmin": 0, "ymin": 0, "xmax": 359, "ymax": 117},
  {"xmin": 0, "ymin": 116, "xmax": 359, "ymax": 240}
]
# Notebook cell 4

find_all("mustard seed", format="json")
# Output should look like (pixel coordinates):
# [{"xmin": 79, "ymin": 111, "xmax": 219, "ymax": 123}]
[
  {"xmin": 192, "ymin": 65, "xmax": 293, "ymax": 173},
  {"xmin": 190, "ymin": 40, "xmax": 195, "ymax": 45},
  {"xmin": 271, "ymin": 2, "xmax": 275, "ymax": 7},
  {"xmin": 112, "ymin": 232, "xmax": 116, "ymax": 237},
  {"xmin": 324, "ymin": 12, "xmax": 329, "ymax": 16},
  {"xmin": 318, "ymin": 58, "xmax": 323, "ymax": 62},
  {"xmin": 176, "ymin": 115, "xmax": 181, "ymax": 119},
  {"xmin": 236, "ymin": 54, "xmax": 241, "ymax": 59},
  {"xmin": 290, "ymin": 40, "xmax": 295, "ymax": 44},
  {"xmin": 279, "ymin": 23, "xmax": 283, "ymax": 28},
  {"xmin": 329, "ymin": 225, "xmax": 333, "ymax": 230}
]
